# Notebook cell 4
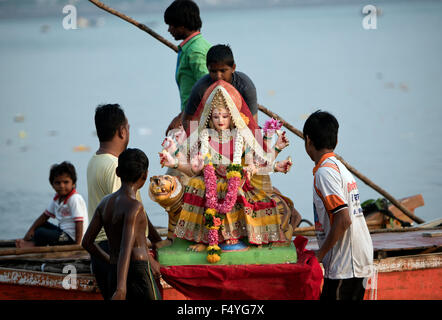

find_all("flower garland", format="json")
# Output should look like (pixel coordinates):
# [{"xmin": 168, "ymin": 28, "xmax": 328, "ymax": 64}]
[{"xmin": 203, "ymin": 153, "xmax": 243, "ymax": 263}]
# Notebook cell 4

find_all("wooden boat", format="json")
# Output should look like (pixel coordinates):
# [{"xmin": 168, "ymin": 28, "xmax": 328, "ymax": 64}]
[
  {"xmin": 293, "ymin": 194, "xmax": 442, "ymax": 300},
  {"xmin": 304, "ymin": 227, "xmax": 442, "ymax": 300},
  {"xmin": 0, "ymin": 230, "xmax": 186, "ymax": 300},
  {"xmin": 1, "ymin": 229, "xmax": 440, "ymax": 300},
  {"xmin": 0, "ymin": 195, "xmax": 440, "ymax": 300}
]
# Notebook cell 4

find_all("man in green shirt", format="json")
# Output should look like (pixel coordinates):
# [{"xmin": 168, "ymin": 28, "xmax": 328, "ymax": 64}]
[{"xmin": 164, "ymin": 0, "xmax": 211, "ymax": 135}]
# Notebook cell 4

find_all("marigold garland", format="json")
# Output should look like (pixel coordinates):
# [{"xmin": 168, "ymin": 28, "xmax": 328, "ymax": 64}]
[{"xmin": 203, "ymin": 156, "xmax": 243, "ymax": 264}]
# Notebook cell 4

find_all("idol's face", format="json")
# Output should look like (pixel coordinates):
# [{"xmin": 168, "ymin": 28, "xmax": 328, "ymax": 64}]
[{"xmin": 211, "ymin": 107, "xmax": 231, "ymax": 132}]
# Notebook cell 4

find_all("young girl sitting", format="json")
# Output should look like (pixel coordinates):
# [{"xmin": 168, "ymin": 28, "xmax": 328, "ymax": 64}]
[{"xmin": 16, "ymin": 161, "xmax": 88, "ymax": 248}]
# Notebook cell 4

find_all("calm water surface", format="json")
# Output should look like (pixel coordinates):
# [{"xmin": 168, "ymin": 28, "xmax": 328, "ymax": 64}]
[{"xmin": 1, "ymin": 1, "xmax": 441, "ymax": 239}]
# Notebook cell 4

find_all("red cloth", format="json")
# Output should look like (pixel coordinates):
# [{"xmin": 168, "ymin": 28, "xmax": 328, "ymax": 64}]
[{"xmin": 160, "ymin": 236, "xmax": 323, "ymax": 300}]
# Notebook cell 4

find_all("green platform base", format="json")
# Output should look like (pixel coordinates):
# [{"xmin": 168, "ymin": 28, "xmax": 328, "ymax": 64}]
[{"xmin": 158, "ymin": 238, "xmax": 297, "ymax": 266}]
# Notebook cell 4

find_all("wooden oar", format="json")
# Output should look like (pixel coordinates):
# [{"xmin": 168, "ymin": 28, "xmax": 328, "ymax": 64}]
[
  {"xmin": 88, "ymin": 0, "xmax": 178, "ymax": 53},
  {"xmin": 86, "ymin": 0, "xmax": 424, "ymax": 225},
  {"xmin": 258, "ymin": 104, "xmax": 424, "ymax": 224}
]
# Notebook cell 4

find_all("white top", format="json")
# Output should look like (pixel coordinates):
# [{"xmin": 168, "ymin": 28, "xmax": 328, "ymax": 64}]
[
  {"xmin": 313, "ymin": 153, "xmax": 373, "ymax": 279},
  {"xmin": 44, "ymin": 189, "xmax": 88, "ymax": 241},
  {"xmin": 87, "ymin": 153, "xmax": 121, "ymax": 242}
]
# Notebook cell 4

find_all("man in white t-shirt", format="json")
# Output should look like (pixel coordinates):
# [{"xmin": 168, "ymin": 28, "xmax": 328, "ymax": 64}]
[
  {"xmin": 303, "ymin": 110, "xmax": 373, "ymax": 300},
  {"xmin": 86, "ymin": 104, "xmax": 162, "ymax": 300}
]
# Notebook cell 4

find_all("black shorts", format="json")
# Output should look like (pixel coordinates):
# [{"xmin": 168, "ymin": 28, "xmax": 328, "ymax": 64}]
[
  {"xmin": 321, "ymin": 277, "xmax": 366, "ymax": 301},
  {"xmin": 33, "ymin": 222, "xmax": 75, "ymax": 246},
  {"xmin": 109, "ymin": 260, "xmax": 162, "ymax": 301},
  {"xmin": 90, "ymin": 240, "xmax": 111, "ymax": 300}
]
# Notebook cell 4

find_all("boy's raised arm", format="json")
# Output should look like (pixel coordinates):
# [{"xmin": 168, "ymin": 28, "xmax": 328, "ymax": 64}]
[
  {"xmin": 82, "ymin": 203, "xmax": 110, "ymax": 263},
  {"xmin": 112, "ymin": 202, "xmax": 141, "ymax": 300}
]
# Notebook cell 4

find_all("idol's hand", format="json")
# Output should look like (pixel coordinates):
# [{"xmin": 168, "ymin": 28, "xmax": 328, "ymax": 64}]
[
  {"xmin": 190, "ymin": 153, "xmax": 204, "ymax": 175},
  {"xmin": 274, "ymin": 158, "xmax": 293, "ymax": 174},
  {"xmin": 159, "ymin": 150, "xmax": 175, "ymax": 168},
  {"xmin": 264, "ymin": 130, "xmax": 277, "ymax": 139},
  {"xmin": 173, "ymin": 125, "xmax": 187, "ymax": 145},
  {"xmin": 162, "ymin": 136, "xmax": 177, "ymax": 155},
  {"xmin": 244, "ymin": 163, "xmax": 258, "ymax": 181},
  {"xmin": 275, "ymin": 131, "xmax": 289, "ymax": 150}
]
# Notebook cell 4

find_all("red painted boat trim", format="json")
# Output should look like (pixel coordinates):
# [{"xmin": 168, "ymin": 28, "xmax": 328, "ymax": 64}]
[
  {"xmin": 0, "ymin": 253, "xmax": 440, "ymax": 300},
  {"xmin": 0, "ymin": 267, "xmax": 187, "ymax": 300},
  {"xmin": 0, "ymin": 267, "xmax": 101, "ymax": 300},
  {"xmin": 364, "ymin": 253, "xmax": 442, "ymax": 300}
]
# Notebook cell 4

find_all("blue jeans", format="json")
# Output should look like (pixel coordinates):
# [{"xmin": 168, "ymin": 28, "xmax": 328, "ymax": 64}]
[{"xmin": 33, "ymin": 222, "xmax": 74, "ymax": 246}]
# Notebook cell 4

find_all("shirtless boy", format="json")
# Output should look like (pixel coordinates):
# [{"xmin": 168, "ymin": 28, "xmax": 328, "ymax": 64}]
[{"xmin": 82, "ymin": 148, "xmax": 161, "ymax": 300}]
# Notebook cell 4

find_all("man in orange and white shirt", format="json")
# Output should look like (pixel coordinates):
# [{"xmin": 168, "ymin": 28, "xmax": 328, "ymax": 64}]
[{"xmin": 303, "ymin": 110, "xmax": 373, "ymax": 300}]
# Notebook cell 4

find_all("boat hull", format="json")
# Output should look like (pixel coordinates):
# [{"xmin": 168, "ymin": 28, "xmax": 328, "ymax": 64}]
[
  {"xmin": 0, "ymin": 267, "xmax": 188, "ymax": 300},
  {"xmin": 1, "ymin": 253, "xmax": 440, "ymax": 300},
  {"xmin": 0, "ymin": 267, "xmax": 101, "ymax": 300},
  {"xmin": 364, "ymin": 253, "xmax": 442, "ymax": 300}
]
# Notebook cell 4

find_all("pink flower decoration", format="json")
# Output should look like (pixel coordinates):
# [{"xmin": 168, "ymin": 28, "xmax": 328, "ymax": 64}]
[
  {"xmin": 203, "ymin": 163, "xmax": 242, "ymax": 260},
  {"xmin": 203, "ymin": 164, "xmax": 239, "ymax": 214},
  {"xmin": 263, "ymin": 118, "xmax": 282, "ymax": 134},
  {"xmin": 208, "ymin": 228, "xmax": 219, "ymax": 246}
]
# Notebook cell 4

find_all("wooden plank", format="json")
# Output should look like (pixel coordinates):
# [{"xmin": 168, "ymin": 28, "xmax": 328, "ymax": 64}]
[
  {"xmin": 373, "ymin": 253, "xmax": 442, "ymax": 273},
  {"xmin": 418, "ymin": 218, "xmax": 442, "ymax": 229},
  {"xmin": 371, "ymin": 230, "xmax": 442, "ymax": 251},
  {"xmin": 305, "ymin": 228, "xmax": 442, "ymax": 252},
  {"xmin": 389, "ymin": 194, "xmax": 424, "ymax": 224},
  {"xmin": 422, "ymin": 232, "xmax": 442, "ymax": 238},
  {"xmin": 0, "ymin": 250, "xmax": 89, "ymax": 261},
  {"xmin": 0, "ymin": 244, "xmax": 84, "ymax": 257}
]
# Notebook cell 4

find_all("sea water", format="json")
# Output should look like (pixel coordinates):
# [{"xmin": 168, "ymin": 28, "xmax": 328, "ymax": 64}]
[{"xmin": 1, "ymin": 1, "xmax": 441, "ymax": 239}]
